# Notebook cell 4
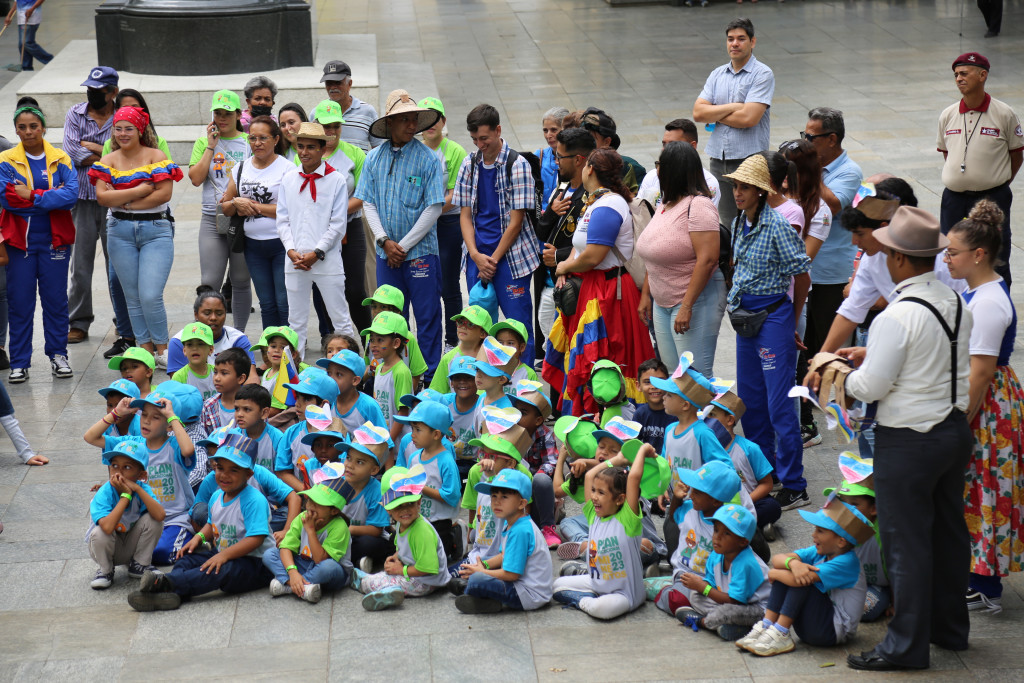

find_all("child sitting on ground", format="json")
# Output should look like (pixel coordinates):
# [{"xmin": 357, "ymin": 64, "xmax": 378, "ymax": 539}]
[
  {"xmin": 489, "ymin": 319, "xmax": 538, "ymax": 392},
  {"xmin": 456, "ymin": 469, "xmax": 553, "ymax": 614},
  {"xmin": 395, "ymin": 388, "xmax": 453, "ymax": 468},
  {"xmin": 87, "ymin": 441, "xmax": 166, "ymax": 589},
  {"xmin": 430, "ymin": 304, "xmax": 492, "ymax": 393},
  {"xmin": 263, "ymin": 468, "xmax": 352, "ymax": 603},
  {"xmin": 509, "ymin": 380, "xmax": 560, "ymax": 548},
  {"xmin": 350, "ymin": 465, "xmax": 451, "ymax": 610},
  {"xmin": 824, "ymin": 475, "xmax": 889, "ymax": 622},
  {"xmin": 232, "ymin": 384, "xmax": 283, "ymax": 472},
  {"xmin": 316, "ymin": 349, "xmax": 386, "ymax": 433},
  {"xmin": 633, "ymin": 359, "xmax": 672, "ymax": 454},
  {"xmin": 109, "ymin": 347, "xmax": 156, "ymax": 398},
  {"xmin": 127, "ymin": 435, "xmax": 273, "ymax": 611},
  {"xmin": 674, "ymin": 504, "xmax": 770, "ymax": 641},
  {"xmin": 362, "ymin": 285, "xmax": 428, "ymax": 391},
  {"xmin": 199, "ymin": 348, "xmax": 251, "ymax": 434},
  {"xmin": 159, "ymin": 382, "xmax": 211, "ymax": 491},
  {"xmin": 84, "ymin": 384, "xmax": 196, "ymax": 565},
  {"xmin": 252, "ymin": 326, "xmax": 308, "ymax": 416},
  {"xmin": 362, "ymin": 311, "xmax": 413, "ymax": 461},
  {"xmin": 274, "ymin": 369, "xmax": 340, "ymax": 491},
  {"xmin": 98, "ymin": 379, "xmax": 141, "ymax": 438},
  {"xmin": 735, "ymin": 499, "xmax": 872, "ymax": 657},
  {"xmin": 445, "ymin": 356, "xmax": 484, "ymax": 479},
  {"xmin": 336, "ymin": 423, "xmax": 393, "ymax": 572},
  {"xmin": 551, "ymin": 446, "xmax": 651, "ymax": 620},
  {"xmin": 170, "ymin": 322, "xmax": 217, "ymax": 400},
  {"xmin": 552, "ymin": 414, "xmax": 600, "ymax": 554}
]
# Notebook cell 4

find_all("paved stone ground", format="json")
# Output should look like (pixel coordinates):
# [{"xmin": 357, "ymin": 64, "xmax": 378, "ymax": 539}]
[{"xmin": 1, "ymin": 0, "xmax": 1024, "ymax": 681}]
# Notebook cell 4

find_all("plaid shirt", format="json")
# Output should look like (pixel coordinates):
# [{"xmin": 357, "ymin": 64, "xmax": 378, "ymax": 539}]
[
  {"xmin": 522, "ymin": 423, "xmax": 558, "ymax": 477},
  {"xmin": 200, "ymin": 395, "xmax": 225, "ymax": 435},
  {"xmin": 63, "ymin": 102, "xmax": 113, "ymax": 200},
  {"xmin": 185, "ymin": 421, "xmax": 210, "ymax": 489},
  {"xmin": 727, "ymin": 205, "xmax": 811, "ymax": 311},
  {"xmin": 453, "ymin": 140, "xmax": 540, "ymax": 280}
]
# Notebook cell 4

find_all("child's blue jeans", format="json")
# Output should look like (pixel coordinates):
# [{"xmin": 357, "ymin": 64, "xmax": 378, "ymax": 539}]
[
  {"xmin": 466, "ymin": 573, "xmax": 523, "ymax": 609},
  {"xmin": 765, "ymin": 581, "xmax": 836, "ymax": 646},
  {"xmin": 262, "ymin": 546, "xmax": 349, "ymax": 592},
  {"xmin": 167, "ymin": 551, "xmax": 271, "ymax": 597},
  {"xmin": 559, "ymin": 514, "xmax": 588, "ymax": 544}
]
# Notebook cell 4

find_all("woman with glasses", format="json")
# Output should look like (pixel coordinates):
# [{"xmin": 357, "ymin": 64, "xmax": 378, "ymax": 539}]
[
  {"xmin": 636, "ymin": 141, "xmax": 725, "ymax": 376},
  {"xmin": 943, "ymin": 199, "xmax": 1024, "ymax": 615},
  {"xmin": 219, "ymin": 116, "xmax": 294, "ymax": 328}
]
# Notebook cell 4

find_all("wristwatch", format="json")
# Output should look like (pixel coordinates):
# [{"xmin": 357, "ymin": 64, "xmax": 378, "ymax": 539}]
[
  {"xmin": 376, "ymin": 236, "xmax": 389, "ymax": 249},
  {"xmin": 314, "ymin": 248, "xmax": 325, "ymax": 261}
]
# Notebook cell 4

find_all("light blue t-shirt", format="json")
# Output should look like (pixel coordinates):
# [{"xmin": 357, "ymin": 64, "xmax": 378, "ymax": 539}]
[
  {"xmin": 794, "ymin": 544, "xmax": 866, "ymax": 642},
  {"xmin": 704, "ymin": 545, "xmax": 770, "ymax": 606},
  {"xmin": 342, "ymin": 480, "xmax": 390, "ymax": 528},
  {"xmin": 192, "ymin": 465, "xmax": 293, "ymax": 524},
  {"xmin": 275, "ymin": 421, "xmax": 313, "ymax": 479},
  {"xmin": 395, "ymin": 432, "xmax": 456, "ymax": 469},
  {"xmin": 498, "ymin": 515, "xmax": 553, "ymax": 610},
  {"xmin": 336, "ymin": 392, "xmax": 387, "ymax": 434},
  {"xmin": 443, "ymin": 392, "xmax": 479, "ymax": 463},
  {"xmin": 104, "ymin": 434, "xmax": 194, "ymax": 528},
  {"xmin": 408, "ymin": 448, "xmax": 461, "ymax": 522},
  {"xmin": 728, "ymin": 435, "xmax": 774, "ymax": 496},
  {"xmin": 89, "ymin": 480, "xmax": 156, "ymax": 529},
  {"xmin": 209, "ymin": 485, "xmax": 271, "ymax": 555},
  {"xmin": 240, "ymin": 424, "xmax": 284, "ymax": 473},
  {"xmin": 661, "ymin": 420, "xmax": 730, "ymax": 473},
  {"xmin": 810, "ymin": 151, "xmax": 863, "ymax": 284},
  {"xmin": 103, "ymin": 414, "xmax": 142, "ymax": 438}
]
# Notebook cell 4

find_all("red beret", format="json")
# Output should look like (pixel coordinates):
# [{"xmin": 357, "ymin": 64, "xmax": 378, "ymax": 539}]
[{"xmin": 952, "ymin": 52, "xmax": 990, "ymax": 71}]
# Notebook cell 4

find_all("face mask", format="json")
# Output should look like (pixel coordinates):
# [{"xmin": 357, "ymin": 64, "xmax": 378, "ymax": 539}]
[
  {"xmin": 87, "ymin": 89, "xmax": 108, "ymax": 110},
  {"xmin": 704, "ymin": 416, "xmax": 732, "ymax": 449},
  {"xmin": 250, "ymin": 105, "xmax": 272, "ymax": 118}
]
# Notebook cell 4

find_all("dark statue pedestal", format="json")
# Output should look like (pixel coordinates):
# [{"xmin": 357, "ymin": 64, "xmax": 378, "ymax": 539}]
[{"xmin": 95, "ymin": 0, "xmax": 315, "ymax": 76}]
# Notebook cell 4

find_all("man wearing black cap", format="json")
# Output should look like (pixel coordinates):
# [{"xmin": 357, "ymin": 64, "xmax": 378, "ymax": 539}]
[
  {"xmin": 938, "ymin": 52, "xmax": 1022, "ymax": 283},
  {"xmin": 581, "ymin": 108, "xmax": 644, "ymax": 193},
  {"xmin": 321, "ymin": 60, "xmax": 380, "ymax": 152}
]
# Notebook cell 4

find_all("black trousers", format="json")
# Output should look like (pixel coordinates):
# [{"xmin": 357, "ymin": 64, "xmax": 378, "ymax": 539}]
[
  {"xmin": 977, "ymin": 0, "xmax": 1003, "ymax": 33},
  {"xmin": 873, "ymin": 409, "xmax": 973, "ymax": 668},
  {"xmin": 940, "ymin": 183, "xmax": 1012, "ymax": 284}
]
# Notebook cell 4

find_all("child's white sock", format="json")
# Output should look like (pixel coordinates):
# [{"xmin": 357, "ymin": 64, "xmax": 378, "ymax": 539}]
[{"xmin": 0, "ymin": 415, "xmax": 33, "ymax": 462}]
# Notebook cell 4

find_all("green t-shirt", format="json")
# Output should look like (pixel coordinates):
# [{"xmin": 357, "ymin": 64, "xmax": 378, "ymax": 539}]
[
  {"xmin": 399, "ymin": 515, "xmax": 440, "ymax": 575},
  {"xmin": 280, "ymin": 512, "xmax": 350, "ymax": 563},
  {"xmin": 374, "ymin": 359, "xmax": 413, "ymax": 428},
  {"xmin": 190, "ymin": 133, "xmax": 250, "ymax": 214},
  {"xmin": 102, "ymin": 135, "xmax": 173, "ymax": 164},
  {"xmin": 438, "ymin": 137, "xmax": 468, "ymax": 191}
]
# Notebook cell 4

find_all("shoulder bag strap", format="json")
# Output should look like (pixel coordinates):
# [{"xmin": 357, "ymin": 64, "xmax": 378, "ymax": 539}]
[{"xmin": 901, "ymin": 295, "xmax": 963, "ymax": 404}]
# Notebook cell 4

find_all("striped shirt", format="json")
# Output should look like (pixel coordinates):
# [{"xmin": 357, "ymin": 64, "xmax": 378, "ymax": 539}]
[
  {"xmin": 698, "ymin": 55, "xmax": 774, "ymax": 161},
  {"xmin": 355, "ymin": 138, "xmax": 445, "ymax": 261},
  {"xmin": 452, "ymin": 141, "xmax": 541, "ymax": 280},
  {"xmin": 341, "ymin": 97, "xmax": 382, "ymax": 152},
  {"xmin": 727, "ymin": 205, "xmax": 810, "ymax": 311},
  {"xmin": 63, "ymin": 102, "xmax": 113, "ymax": 200}
]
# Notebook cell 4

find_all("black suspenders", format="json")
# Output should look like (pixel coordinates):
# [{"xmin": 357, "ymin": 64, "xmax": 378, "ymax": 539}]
[{"xmin": 901, "ymin": 295, "xmax": 963, "ymax": 404}]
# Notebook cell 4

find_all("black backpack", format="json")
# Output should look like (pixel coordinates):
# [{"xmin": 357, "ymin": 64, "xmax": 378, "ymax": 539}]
[{"xmin": 468, "ymin": 148, "xmax": 544, "ymax": 231}]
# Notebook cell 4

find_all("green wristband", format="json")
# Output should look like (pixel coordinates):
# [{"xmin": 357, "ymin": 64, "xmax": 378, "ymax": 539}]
[
  {"xmin": 120, "ymin": 492, "xmax": 132, "ymax": 501},
  {"xmin": 196, "ymin": 531, "xmax": 206, "ymax": 544},
  {"xmin": 167, "ymin": 415, "xmax": 181, "ymax": 425},
  {"xmin": 402, "ymin": 565, "xmax": 410, "ymax": 579},
  {"xmin": 481, "ymin": 559, "xmax": 490, "ymax": 570},
  {"xmin": 784, "ymin": 556, "xmax": 793, "ymax": 570},
  {"xmin": 702, "ymin": 583, "xmax": 712, "ymax": 597},
  {"xmin": 286, "ymin": 564, "xmax": 298, "ymax": 572}
]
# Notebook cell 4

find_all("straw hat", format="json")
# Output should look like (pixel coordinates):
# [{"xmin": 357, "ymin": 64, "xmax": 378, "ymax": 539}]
[
  {"xmin": 722, "ymin": 154, "xmax": 776, "ymax": 195},
  {"xmin": 369, "ymin": 89, "xmax": 441, "ymax": 139},
  {"xmin": 873, "ymin": 206, "xmax": 949, "ymax": 257},
  {"xmin": 294, "ymin": 121, "xmax": 334, "ymax": 142}
]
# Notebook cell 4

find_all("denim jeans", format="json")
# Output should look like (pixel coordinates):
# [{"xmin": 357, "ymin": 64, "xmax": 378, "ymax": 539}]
[
  {"xmin": 244, "ymin": 237, "xmax": 289, "ymax": 328},
  {"xmin": 376, "ymin": 254, "xmax": 442, "ymax": 375},
  {"xmin": 465, "ymin": 250, "xmax": 535, "ymax": 363},
  {"xmin": 168, "ymin": 551, "xmax": 270, "ymax": 597},
  {"xmin": 262, "ymin": 546, "xmax": 350, "ymax": 592},
  {"xmin": 466, "ymin": 572, "xmax": 523, "ymax": 609},
  {"xmin": 559, "ymin": 514, "xmax": 588, "ymax": 543},
  {"xmin": 18, "ymin": 23, "xmax": 52, "ymax": 71},
  {"xmin": 652, "ymin": 269, "xmax": 726, "ymax": 377},
  {"xmin": 107, "ymin": 216, "xmax": 174, "ymax": 345},
  {"xmin": 436, "ymin": 214, "xmax": 464, "ymax": 347}
]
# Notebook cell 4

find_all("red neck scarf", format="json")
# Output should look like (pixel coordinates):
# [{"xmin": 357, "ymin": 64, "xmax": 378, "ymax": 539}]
[{"xmin": 299, "ymin": 163, "xmax": 335, "ymax": 202}]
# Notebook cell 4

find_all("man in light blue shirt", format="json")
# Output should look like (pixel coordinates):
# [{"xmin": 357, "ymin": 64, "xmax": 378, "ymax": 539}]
[
  {"xmin": 356, "ymin": 90, "xmax": 446, "ymax": 376},
  {"xmin": 693, "ymin": 17, "xmax": 774, "ymax": 229}
]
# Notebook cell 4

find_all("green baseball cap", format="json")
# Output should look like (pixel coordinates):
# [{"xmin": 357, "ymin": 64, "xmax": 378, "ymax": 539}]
[
  {"xmin": 362, "ymin": 284, "xmax": 405, "ymax": 310},
  {"xmin": 823, "ymin": 479, "xmax": 876, "ymax": 498},
  {"xmin": 452, "ymin": 305, "xmax": 492, "ymax": 329},
  {"xmin": 489, "ymin": 318, "xmax": 528, "ymax": 344},
  {"xmin": 300, "ymin": 477, "xmax": 355, "ymax": 513},
  {"xmin": 107, "ymin": 346, "xmax": 155, "ymax": 371},
  {"xmin": 590, "ymin": 360, "xmax": 626, "ymax": 405},
  {"xmin": 251, "ymin": 325, "xmax": 299, "ymax": 351},
  {"xmin": 180, "ymin": 321, "xmax": 215, "ymax": 346},
  {"xmin": 381, "ymin": 466, "xmax": 422, "ymax": 510},
  {"xmin": 313, "ymin": 99, "xmax": 345, "ymax": 125},
  {"xmin": 210, "ymin": 89, "xmax": 241, "ymax": 112},
  {"xmin": 361, "ymin": 311, "xmax": 410, "ymax": 340},
  {"xmin": 553, "ymin": 414, "xmax": 598, "ymax": 459},
  {"xmin": 468, "ymin": 433, "xmax": 523, "ymax": 463},
  {"xmin": 418, "ymin": 97, "xmax": 445, "ymax": 118},
  {"xmin": 620, "ymin": 439, "xmax": 672, "ymax": 498}
]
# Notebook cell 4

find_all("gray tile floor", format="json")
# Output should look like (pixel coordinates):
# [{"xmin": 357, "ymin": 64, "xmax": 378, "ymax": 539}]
[{"xmin": 2, "ymin": 0, "xmax": 1024, "ymax": 680}]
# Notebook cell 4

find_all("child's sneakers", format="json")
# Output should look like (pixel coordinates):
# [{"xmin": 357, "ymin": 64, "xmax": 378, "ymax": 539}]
[
  {"xmin": 358, "ymin": 556, "xmax": 374, "ymax": 574},
  {"xmin": 717, "ymin": 623, "xmax": 750, "ymax": 642},
  {"xmin": 139, "ymin": 568, "xmax": 171, "ymax": 594},
  {"xmin": 361, "ymin": 586, "xmax": 404, "ymax": 611},
  {"xmin": 90, "ymin": 569, "xmax": 113, "ymax": 590},
  {"xmin": 675, "ymin": 605, "xmax": 701, "ymax": 631},
  {"xmin": 747, "ymin": 625, "xmax": 795, "ymax": 657},
  {"xmin": 302, "ymin": 583, "xmax": 322, "ymax": 604},
  {"xmin": 556, "ymin": 541, "xmax": 582, "ymax": 560},
  {"xmin": 455, "ymin": 594, "xmax": 503, "ymax": 614},
  {"xmin": 552, "ymin": 589, "xmax": 593, "ymax": 610},
  {"xmin": 558, "ymin": 560, "xmax": 588, "ymax": 577},
  {"xmin": 269, "ymin": 579, "xmax": 290, "ymax": 597},
  {"xmin": 541, "ymin": 525, "xmax": 561, "ymax": 549},
  {"xmin": 735, "ymin": 621, "xmax": 767, "ymax": 649},
  {"xmin": 965, "ymin": 590, "xmax": 1002, "ymax": 614},
  {"xmin": 127, "ymin": 591, "xmax": 182, "ymax": 612},
  {"xmin": 127, "ymin": 561, "xmax": 157, "ymax": 579}
]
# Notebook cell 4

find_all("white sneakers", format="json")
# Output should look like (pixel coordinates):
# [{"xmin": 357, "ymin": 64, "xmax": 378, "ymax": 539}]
[
  {"xmin": 269, "ymin": 579, "xmax": 322, "ymax": 603},
  {"xmin": 737, "ymin": 623, "xmax": 795, "ymax": 657}
]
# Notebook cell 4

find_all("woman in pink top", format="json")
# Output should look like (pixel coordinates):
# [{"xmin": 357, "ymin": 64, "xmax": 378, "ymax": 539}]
[{"xmin": 636, "ymin": 142, "xmax": 725, "ymax": 376}]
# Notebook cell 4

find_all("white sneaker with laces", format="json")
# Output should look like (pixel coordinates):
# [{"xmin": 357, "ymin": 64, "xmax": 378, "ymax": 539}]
[
  {"xmin": 302, "ymin": 583, "xmax": 322, "ymax": 603},
  {"xmin": 749, "ymin": 626, "xmax": 795, "ymax": 656},
  {"xmin": 269, "ymin": 579, "xmax": 290, "ymax": 597},
  {"xmin": 154, "ymin": 351, "xmax": 168, "ymax": 369},
  {"xmin": 50, "ymin": 355, "xmax": 73, "ymax": 378}
]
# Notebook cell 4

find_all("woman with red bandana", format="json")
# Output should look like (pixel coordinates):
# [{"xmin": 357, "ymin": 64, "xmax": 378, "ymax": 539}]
[{"xmin": 91, "ymin": 106, "xmax": 183, "ymax": 366}]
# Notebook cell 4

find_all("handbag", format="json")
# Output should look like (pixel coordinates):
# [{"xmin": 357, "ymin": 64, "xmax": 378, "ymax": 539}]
[
  {"xmin": 728, "ymin": 298, "xmax": 784, "ymax": 338},
  {"xmin": 553, "ymin": 275, "xmax": 581, "ymax": 318},
  {"xmin": 226, "ymin": 161, "xmax": 246, "ymax": 253}
]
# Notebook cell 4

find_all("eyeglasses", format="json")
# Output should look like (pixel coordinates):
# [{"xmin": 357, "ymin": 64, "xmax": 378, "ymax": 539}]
[
  {"xmin": 799, "ymin": 131, "xmax": 833, "ymax": 142},
  {"xmin": 455, "ymin": 319, "xmax": 479, "ymax": 328},
  {"xmin": 942, "ymin": 247, "xmax": 982, "ymax": 261},
  {"xmin": 556, "ymin": 153, "xmax": 580, "ymax": 160}
]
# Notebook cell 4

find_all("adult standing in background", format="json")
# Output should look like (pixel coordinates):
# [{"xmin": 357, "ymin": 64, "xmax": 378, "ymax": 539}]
[
  {"xmin": 240, "ymin": 76, "xmax": 277, "ymax": 133},
  {"xmin": 693, "ymin": 17, "xmax": 774, "ymax": 229},
  {"xmin": 321, "ymin": 60, "xmax": 381, "ymax": 152},
  {"xmin": 64, "ymin": 66, "xmax": 134, "ymax": 358},
  {"xmin": 356, "ymin": 90, "xmax": 445, "ymax": 375},
  {"xmin": 4, "ymin": 0, "xmax": 52, "ymax": 72},
  {"xmin": 976, "ymin": 0, "xmax": 1002, "ymax": 37},
  {"xmin": 637, "ymin": 118, "xmax": 720, "ymax": 210},
  {"xmin": 537, "ymin": 107, "xmax": 568, "ymax": 210},
  {"xmin": 938, "ymin": 52, "xmax": 1022, "ymax": 283}
]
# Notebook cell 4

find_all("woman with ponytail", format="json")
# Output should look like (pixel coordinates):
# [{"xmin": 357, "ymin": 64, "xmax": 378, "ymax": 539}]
[{"xmin": 944, "ymin": 199, "xmax": 1024, "ymax": 614}]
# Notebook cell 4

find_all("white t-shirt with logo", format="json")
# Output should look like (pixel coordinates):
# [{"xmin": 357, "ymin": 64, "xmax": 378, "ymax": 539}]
[{"xmin": 237, "ymin": 155, "xmax": 294, "ymax": 241}]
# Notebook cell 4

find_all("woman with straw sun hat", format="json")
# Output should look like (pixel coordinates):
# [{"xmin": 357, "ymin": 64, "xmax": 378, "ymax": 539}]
[{"xmin": 722, "ymin": 153, "xmax": 811, "ymax": 512}]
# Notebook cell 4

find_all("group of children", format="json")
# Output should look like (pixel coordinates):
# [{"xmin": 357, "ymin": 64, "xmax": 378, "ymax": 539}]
[{"xmin": 82, "ymin": 290, "xmax": 890, "ymax": 657}]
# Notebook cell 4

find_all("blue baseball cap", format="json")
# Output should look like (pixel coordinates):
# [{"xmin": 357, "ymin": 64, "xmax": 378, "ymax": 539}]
[
  {"xmin": 128, "ymin": 384, "xmax": 175, "ymax": 413},
  {"xmin": 158, "ymin": 382, "xmax": 203, "ymax": 423},
  {"xmin": 799, "ymin": 500, "xmax": 875, "ymax": 547},
  {"xmin": 300, "ymin": 429, "xmax": 347, "ymax": 447},
  {"xmin": 712, "ymin": 503, "xmax": 757, "ymax": 541},
  {"xmin": 447, "ymin": 355, "xmax": 477, "ymax": 378},
  {"xmin": 197, "ymin": 424, "xmax": 236, "ymax": 449},
  {"xmin": 678, "ymin": 461, "xmax": 741, "ymax": 503},
  {"xmin": 98, "ymin": 378, "xmax": 141, "ymax": 401},
  {"xmin": 101, "ymin": 439, "xmax": 148, "ymax": 469},
  {"xmin": 316, "ymin": 349, "xmax": 366, "ymax": 378},
  {"xmin": 474, "ymin": 468, "xmax": 532, "ymax": 499},
  {"xmin": 209, "ymin": 433, "xmax": 257, "ymax": 470},
  {"xmin": 285, "ymin": 368, "xmax": 340, "ymax": 404},
  {"xmin": 82, "ymin": 66, "xmax": 119, "ymax": 89},
  {"xmin": 472, "ymin": 359, "xmax": 510, "ymax": 379},
  {"xmin": 399, "ymin": 387, "xmax": 445, "ymax": 409},
  {"xmin": 394, "ymin": 400, "xmax": 453, "ymax": 433}
]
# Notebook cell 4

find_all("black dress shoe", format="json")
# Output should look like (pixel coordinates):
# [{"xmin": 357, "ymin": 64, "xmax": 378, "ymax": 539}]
[{"xmin": 847, "ymin": 650, "xmax": 918, "ymax": 671}]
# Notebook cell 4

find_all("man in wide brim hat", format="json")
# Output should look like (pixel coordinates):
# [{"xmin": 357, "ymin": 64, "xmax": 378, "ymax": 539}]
[
  {"xmin": 369, "ymin": 89, "xmax": 441, "ymax": 139},
  {"xmin": 872, "ymin": 205, "xmax": 949, "ymax": 258}
]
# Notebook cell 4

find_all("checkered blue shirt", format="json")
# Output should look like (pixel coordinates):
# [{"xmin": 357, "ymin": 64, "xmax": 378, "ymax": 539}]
[
  {"xmin": 727, "ymin": 205, "xmax": 811, "ymax": 310},
  {"xmin": 355, "ymin": 137, "xmax": 445, "ymax": 261},
  {"xmin": 453, "ymin": 141, "xmax": 540, "ymax": 280}
]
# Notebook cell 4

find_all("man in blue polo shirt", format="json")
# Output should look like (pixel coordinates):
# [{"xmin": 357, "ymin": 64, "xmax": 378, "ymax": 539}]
[
  {"xmin": 355, "ymin": 90, "xmax": 446, "ymax": 376},
  {"xmin": 693, "ymin": 17, "xmax": 774, "ymax": 229}
]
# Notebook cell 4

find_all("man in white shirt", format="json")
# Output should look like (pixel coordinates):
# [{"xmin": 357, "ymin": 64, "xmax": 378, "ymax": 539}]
[
  {"xmin": 809, "ymin": 207, "xmax": 973, "ymax": 672},
  {"xmin": 637, "ymin": 118, "xmax": 720, "ymax": 210}
]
